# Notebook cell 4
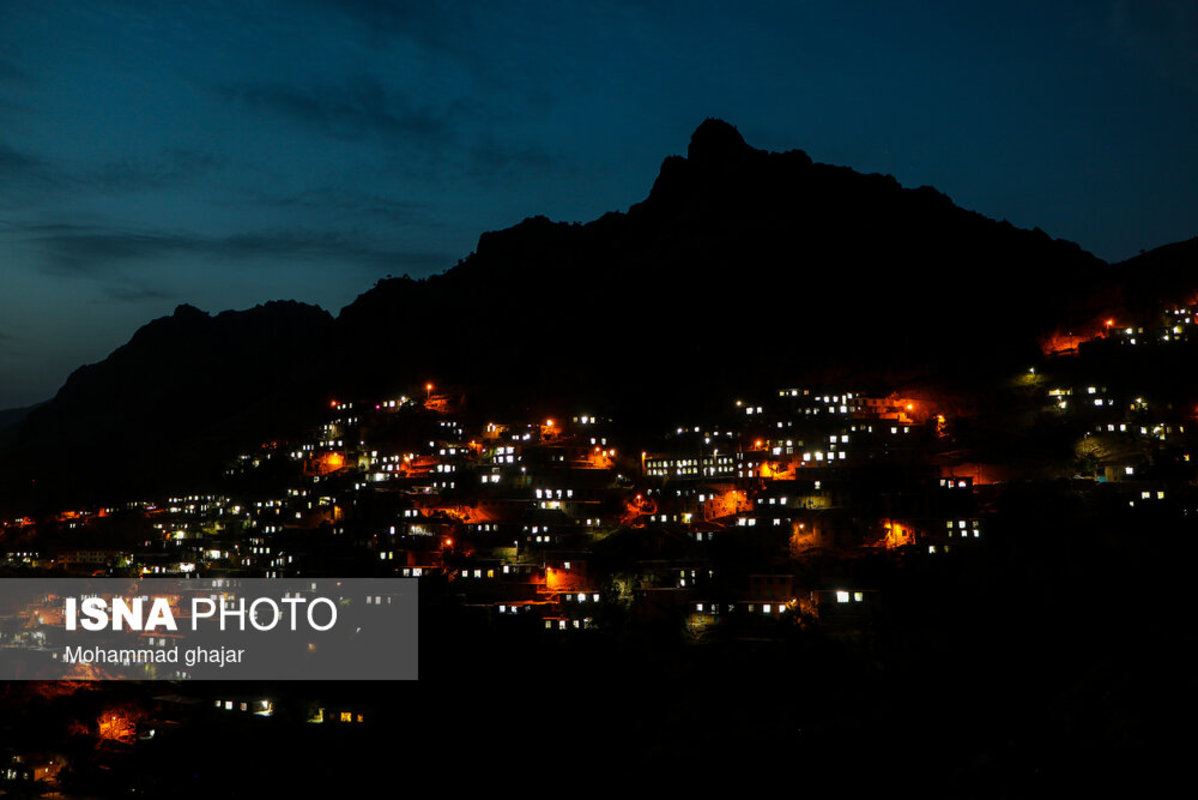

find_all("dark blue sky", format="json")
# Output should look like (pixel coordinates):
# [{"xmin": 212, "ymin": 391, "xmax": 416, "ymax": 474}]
[{"xmin": 2, "ymin": 1, "xmax": 1197, "ymax": 407}]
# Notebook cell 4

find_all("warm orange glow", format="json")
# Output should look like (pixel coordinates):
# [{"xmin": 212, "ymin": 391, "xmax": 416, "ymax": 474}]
[
  {"xmin": 940, "ymin": 463, "xmax": 1003, "ymax": 485},
  {"xmin": 545, "ymin": 419, "xmax": 554, "ymax": 427},
  {"xmin": 881, "ymin": 519, "xmax": 917, "ymax": 549},
  {"xmin": 97, "ymin": 706, "xmax": 143, "ymax": 744},
  {"xmin": 542, "ymin": 566, "xmax": 585, "ymax": 593},
  {"xmin": 703, "ymin": 488, "xmax": 750, "ymax": 520},
  {"xmin": 760, "ymin": 461, "xmax": 793, "ymax": 479},
  {"xmin": 305, "ymin": 451, "xmax": 347, "ymax": 476},
  {"xmin": 1040, "ymin": 331, "xmax": 1087, "ymax": 356},
  {"xmin": 425, "ymin": 383, "xmax": 433, "ymax": 391},
  {"xmin": 1106, "ymin": 318, "xmax": 1114, "ymax": 327},
  {"xmin": 31, "ymin": 681, "xmax": 90, "ymax": 700},
  {"xmin": 621, "ymin": 493, "xmax": 658, "ymax": 524},
  {"xmin": 330, "ymin": 400, "xmax": 338, "ymax": 408},
  {"xmin": 584, "ymin": 448, "xmax": 614, "ymax": 469},
  {"xmin": 789, "ymin": 520, "xmax": 819, "ymax": 553},
  {"xmin": 443, "ymin": 537, "xmax": 453, "ymax": 548}
]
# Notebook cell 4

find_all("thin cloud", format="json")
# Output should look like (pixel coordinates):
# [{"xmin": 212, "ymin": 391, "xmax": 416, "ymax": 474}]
[
  {"xmin": 0, "ymin": 145, "xmax": 60, "ymax": 207},
  {"xmin": 32, "ymin": 224, "xmax": 452, "ymax": 277},
  {"xmin": 466, "ymin": 139, "xmax": 561, "ymax": 185},
  {"xmin": 89, "ymin": 149, "xmax": 227, "ymax": 193},
  {"xmin": 102, "ymin": 285, "xmax": 176, "ymax": 304},
  {"xmin": 0, "ymin": 143, "xmax": 42, "ymax": 172},
  {"xmin": 0, "ymin": 145, "xmax": 226, "ymax": 209},
  {"xmin": 302, "ymin": 0, "xmax": 477, "ymax": 57},
  {"xmin": 248, "ymin": 186, "xmax": 432, "ymax": 224},
  {"xmin": 0, "ymin": 144, "xmax": 56, "ymax": 199},
  {"xmin": 221, "ymin": 76, "xmax": 452, "ymax": 145}
]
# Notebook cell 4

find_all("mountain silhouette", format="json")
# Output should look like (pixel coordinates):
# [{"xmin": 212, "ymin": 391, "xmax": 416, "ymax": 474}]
[
  {"xmin": 1, "ymin": 118, "xmax": 1171, "ymax": 511},
  {"xmin": 335, "ymin": 118, "xmax": 1105, "ymax": 408},
  {"xmin": 2, "ymin": 301, "xmax": 333, "ymax": 509}
]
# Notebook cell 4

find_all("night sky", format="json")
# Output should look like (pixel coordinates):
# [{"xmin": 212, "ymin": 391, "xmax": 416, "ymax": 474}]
[{"xmin": 2, "ymin": 1, "xmax": 1196, "ymax": 408}]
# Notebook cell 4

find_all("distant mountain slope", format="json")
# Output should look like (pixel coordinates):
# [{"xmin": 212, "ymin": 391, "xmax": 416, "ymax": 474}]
[
  {"xmin": 0, "ymin": 404, "xmax": 39, "ymax": 434},
  {"xmin": 1, "ymin": 301, "xmax": 333, "ymax": 510},
  {"xmin": 1109, "ymin": 236, "xmax": 1198, "ymax": 316},
  {"xmin": 0, "ymin": 403, "xmax": 42, "ymax": 458},
  {"xmin": 0, "ymin": 119, "xmax": 1135, "ymax": 510}
]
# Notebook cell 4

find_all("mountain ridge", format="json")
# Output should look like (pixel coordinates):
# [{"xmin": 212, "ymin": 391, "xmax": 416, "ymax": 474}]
[{"xmin": 2, "ymin": 118, "xmax": 1187, "ymax": 512}]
